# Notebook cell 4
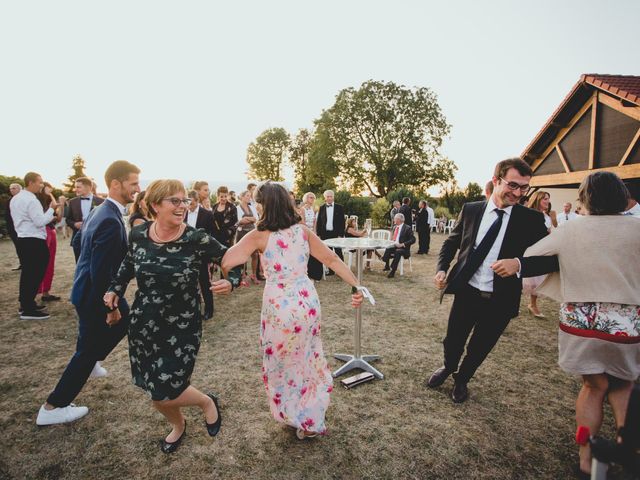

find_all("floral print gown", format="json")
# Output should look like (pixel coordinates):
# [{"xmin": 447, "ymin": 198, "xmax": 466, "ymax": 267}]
[
  {"xmin": 108, "ymin": 224, "xmax": 240, "ymax": 401},
  {"xmin": 260, "ymin": 224, "xmax": 333, "ymax": 434}
]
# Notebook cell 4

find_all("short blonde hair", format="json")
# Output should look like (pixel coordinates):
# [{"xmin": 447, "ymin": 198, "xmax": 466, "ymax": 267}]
[
  {"xmin": 145, "ymin": 179, "xmax": 186, "ymax": 218},
  {"xmin": 302, "ymin": 192, "xmax": 316, "ymax": 204}
]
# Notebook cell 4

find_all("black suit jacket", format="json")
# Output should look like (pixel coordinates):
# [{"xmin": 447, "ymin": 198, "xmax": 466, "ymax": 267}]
[
  {"xmin": 398, "ymin": 204, "xmax": 413, "ymax": 227},
  {"xmin": 66, "ymin": 195, "xmax": 104, "ymax": 234},
  {"xmin": 437, "ymin": 201, "xmax": 558, "ymax": 318},
  {"xmin": 316, "ymin": 203, "xmax": 345, "ymax": 239},
  {"xmin": 185, "ymin": 207, "xmax": 215, "ymax": 236},
  {"xmin": 415, "ymin": 208, "xmax": 429, "ymax": 232},
  {"xmin": 389, "ymin": 223, "xmax": 416, "ymax": 258}
]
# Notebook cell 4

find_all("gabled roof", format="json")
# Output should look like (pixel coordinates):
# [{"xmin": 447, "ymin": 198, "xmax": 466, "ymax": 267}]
[{"xmin": 522, "ymin": 74, "xmax": 640, "ymax": 163}]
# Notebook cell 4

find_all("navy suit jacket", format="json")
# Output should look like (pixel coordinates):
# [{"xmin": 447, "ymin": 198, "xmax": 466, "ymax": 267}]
[{"xmin": 70, "ymin": 200, "xmax": 128, "ymax": 313}]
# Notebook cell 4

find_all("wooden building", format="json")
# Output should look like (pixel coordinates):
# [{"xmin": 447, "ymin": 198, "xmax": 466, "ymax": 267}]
[{"xmin": 521, "ymin": 74, "xmax": 640, "ymax": 203}]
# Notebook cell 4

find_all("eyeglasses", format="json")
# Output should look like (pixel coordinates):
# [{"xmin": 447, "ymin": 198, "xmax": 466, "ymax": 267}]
[
  {"xmin": 499, "ymin": 178, "xmax": 530, "ymax": 193},
  {"xmin": 163, "ymin": 197, "xmax": 191, "ymax": 207}
]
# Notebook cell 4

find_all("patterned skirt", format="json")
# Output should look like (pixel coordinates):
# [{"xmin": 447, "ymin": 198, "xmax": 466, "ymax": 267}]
[{"xmin": 558, "ymin": 302, "xmax": 640, "ymax": 381}]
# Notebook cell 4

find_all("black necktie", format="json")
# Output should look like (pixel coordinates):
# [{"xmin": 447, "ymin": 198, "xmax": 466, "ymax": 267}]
[
  {"xmin": 81, "ymin": 197, "xmax": 90, "ymax": 201},
  {"xmin": 565, "ymin": 214, "xmax": 569, "ymax": 220},
  {"xmin": 456, "ymin": 209, "xmax": 505, "ymax": 287}
]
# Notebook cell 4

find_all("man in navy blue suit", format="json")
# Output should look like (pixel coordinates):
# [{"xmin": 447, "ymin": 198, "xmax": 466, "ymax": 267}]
[{"xmin": 37, "ymin": 160, "xmax": 141, "ymax": 425}]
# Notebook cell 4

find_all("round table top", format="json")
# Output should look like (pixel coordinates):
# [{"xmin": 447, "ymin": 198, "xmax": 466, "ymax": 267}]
[{"xmin": 323, "ymin": 236, "xmax": 395, "ymax": 250}]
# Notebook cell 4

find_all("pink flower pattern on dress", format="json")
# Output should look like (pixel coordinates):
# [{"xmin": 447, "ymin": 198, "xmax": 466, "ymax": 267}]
[{"xmin": 259, "ymin": 224, "xmax": 332, "ymax": 434}]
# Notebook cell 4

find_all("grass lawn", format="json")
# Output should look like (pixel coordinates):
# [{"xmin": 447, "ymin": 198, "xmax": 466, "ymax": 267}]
[{"xmin": 0, "ymin": 234, "xmax": 627, "ymax": 479}]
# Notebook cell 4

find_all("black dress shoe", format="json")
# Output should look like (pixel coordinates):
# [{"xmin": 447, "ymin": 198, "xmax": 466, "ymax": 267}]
[
  {"xmin": 161, "ymin": 420, "xmax": 186, "ymax": 454},
  {"xmin": 387, "ymin": 271, "xmax": 395, "ymax": 278},
  {"xmin": 205, "ymin": 393, "xmax": 222, "ymax": 437},
  {"xmin": 42, "ymin": 295, "xmax": 61, "ymax": 302},
  {"xmin": 18, "ymin": 304, "xmax": 47, "ymax": 314},
  {"xmin": 426, "ymin": 366, "xmax": 451, "ymax": 388},
  {"xmin": 451, "ymin": 382, "xmax": 469, "ymax": 403},
  {"xmin": 383, "ymin": 265, "xmax": 390, "ymax": 271}
]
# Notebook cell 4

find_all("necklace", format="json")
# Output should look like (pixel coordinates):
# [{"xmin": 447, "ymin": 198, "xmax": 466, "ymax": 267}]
[{"xmin": 152, "ymin": 221, "xmax": 183, "ymax": 243}]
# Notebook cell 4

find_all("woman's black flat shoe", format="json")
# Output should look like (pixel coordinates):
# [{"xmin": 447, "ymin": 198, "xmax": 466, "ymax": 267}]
[
  {"xmin": 205, "ymin": 393, "xmax": 222, "ymax": 437},
  {"xmin": 160, "ymin": 420, "xmax": 186, "ymax": 454}
]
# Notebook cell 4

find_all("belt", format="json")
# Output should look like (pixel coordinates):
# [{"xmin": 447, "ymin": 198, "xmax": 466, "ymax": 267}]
[{"xmin": 467, "ymin": 285, "xmax": 493, "ymax": 300}]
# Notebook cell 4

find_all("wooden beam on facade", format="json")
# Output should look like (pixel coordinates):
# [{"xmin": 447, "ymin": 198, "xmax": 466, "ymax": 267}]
[
  {"xmin": 589, "ymin": 93, "xmax": 598, "ymax": 170},
  {"xmin": 597, "ymin": 92, "xmax": 640, "ymax": 122},
  {"xmin": 619, "ymin": 126, "xmax": 640, "ymax": 166},
  {"xmin": 530, "ymin": 91, "xmax": 597, "ymax": 173},
  {"xmin": 555, "ymin": 145, "xmax": 571, "ymax": 173},
  {"xmin": 531, "ymin": 163, "xmax": 640, "ymax": 187}
]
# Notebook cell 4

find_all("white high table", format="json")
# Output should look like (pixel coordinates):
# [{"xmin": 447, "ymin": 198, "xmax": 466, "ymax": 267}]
[{"xmin": 323, "ymin": 236, "xmax": 394, "ymax": 379}]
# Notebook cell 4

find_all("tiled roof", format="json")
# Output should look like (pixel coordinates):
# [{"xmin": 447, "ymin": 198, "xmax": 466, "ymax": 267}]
[{"xmin": 583, "ymin": 74, "xmax": 640, "ymax": 105}]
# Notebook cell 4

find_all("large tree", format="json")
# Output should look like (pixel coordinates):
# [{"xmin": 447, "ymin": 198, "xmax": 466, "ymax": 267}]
[
  {"xmin": 63, "ymin": 154, "xmax": 88, "ymax": 194},
  {"xmin": 324, "ymin": 80, "xmax": 455, "ymax": 197},
  {"xmin": 246, "ymin": 128, "xmax": 290, "ymax": 181},
  {"xmin": 295, "ymin": 113, "xmax": 339, "ymax": 194},
  {"xmin": 289, "ymin": 128, "xmax": 312, "ymax": 193}
]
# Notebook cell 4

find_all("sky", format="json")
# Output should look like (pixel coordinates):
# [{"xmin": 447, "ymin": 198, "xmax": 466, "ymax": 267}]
[{"xmin": 1, "ymin": 0, "xmax": 638, "ymax": 193}]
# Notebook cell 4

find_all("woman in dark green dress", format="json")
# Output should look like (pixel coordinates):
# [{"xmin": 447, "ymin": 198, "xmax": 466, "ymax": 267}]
[{"xmin": 104, "ymin": 179, "xmax": 240, "ymax": 454}]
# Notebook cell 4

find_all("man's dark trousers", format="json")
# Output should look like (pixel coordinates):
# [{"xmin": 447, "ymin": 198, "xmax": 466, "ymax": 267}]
[
  {"xmin": 443, "ymin": 284, "xmax": 511, "ymax": 383},
  {"xmin": 16, "ymin": 237, "xmax": 49, "ymax": 312},
  {"xmin": 46, "ymin": 300, "xmax": 130, "ymax": 407}
]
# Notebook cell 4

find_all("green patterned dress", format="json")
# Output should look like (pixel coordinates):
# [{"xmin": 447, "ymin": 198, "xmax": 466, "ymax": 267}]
[{"xmin": 108, "ymin": 224, "xmax": 240, "ymax": 401}]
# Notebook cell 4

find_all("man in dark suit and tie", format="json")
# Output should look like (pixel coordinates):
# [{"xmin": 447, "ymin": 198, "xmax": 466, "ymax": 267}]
[
  {"xmin": 185, "ymin": 190, "xmax": 216, "ymax": 319},
  {"xmin": 428, "ymin": 158, "xmax": 557, "ymax": 403},
  {"xmin": 382, "ymin": 213, "xmax": 416, "ymax": 278},
  {"xmin": 66, "ymin": 177, "xmax": 104, "ymax": 262},
  {"xmin": 398, "ymin": 197, "xmax": 413, "ymax": 229},
  {"xmin": 37, "ymin": 161, "xmax": 140, "ymax": 425},
  {"xmin": 315, "ymin": 189, "xmax": 345, "ymax": 275}
]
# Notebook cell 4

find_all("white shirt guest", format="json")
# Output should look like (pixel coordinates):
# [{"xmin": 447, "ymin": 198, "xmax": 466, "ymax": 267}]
[{"xmin": 557, "ymin": 202, "xmax": 578, "ymax": 225}]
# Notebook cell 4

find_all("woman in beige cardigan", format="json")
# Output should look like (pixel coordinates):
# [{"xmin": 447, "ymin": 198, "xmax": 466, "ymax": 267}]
[{"xmin": 506, "ymin": 172, "xmax": 640, "ymax": 477}]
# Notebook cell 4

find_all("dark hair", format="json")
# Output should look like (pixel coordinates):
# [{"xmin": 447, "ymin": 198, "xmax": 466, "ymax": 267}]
[
  {"xmin": 24, "ymin": 172, "xmax": 42, "ymax": 186},
  {"xmin": 402, "ymin": 197, "xmax": 410, "ymax": 205},
  {"xmin": 578, "ymin": 171, "xmax": 629, "ymax": 215},
  {"xmin": 187, "ymin": 190, "xmax": 199, "ymax": 201},
  {"xmin": 255, "ymin": 181, "xmax": 301, "ymax": 232},
  {"xmin": 104, "ymin": 160, "xmax": 140, "ymax": 188},
  {"xmin": 75, "ymin": 176, "xmax": 93, "ymax": 187},
  {"xmin": 494, "ymin": 157, "xmax": 533, "ymax": 179},
  {"xmin": 217, "ymin": 185, "xmax": 229, "ymax": 195}
]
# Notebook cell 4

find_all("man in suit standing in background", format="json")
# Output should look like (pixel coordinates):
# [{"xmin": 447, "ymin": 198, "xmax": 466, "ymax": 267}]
[
  {"xmin": 66, "ymin": 177, "xmax": 104, "ymax": 262},
  {"xmin": 428, "ymin": 158, "xmax": 557, "ymax": 403},
  {"xmin": 382, "ymin": 213, "xmax": 416, "ymax": 278},
  {"xmin": 37, "ymin": 160, "xmax": 140, "ymax": 425},
  {"xmin": 316, "ymin": 189, "xmax": 345, "ymax": 275},
  {"xmin": 399, "ymin": 197, "xmax": 413, "ymax": 229},
  {"xmin": 185, "ymin": 190, "xmax": 216, "ymax": 319}
]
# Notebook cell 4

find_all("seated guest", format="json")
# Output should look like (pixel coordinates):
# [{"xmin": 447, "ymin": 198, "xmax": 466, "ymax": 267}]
[
  {"xmin": 382, "ymin": 213, "xmax": 415, "ymax": 278},
  {"xmin": 345, "ymin": 217, "xmax": 373, "ymax": 270},
  {"xmin": 186, "ymin": 190, "xmax": 216, "ymax": 319},
  {"xmin": 212, "ymin": 186, "xmax": 238, "ymax": 248},
  {"xmin": 128, "ymin": 190, "xmax": 151, "ymax": 228},
  {"xmin": 495, "ymin": 171, "xmax": 640, "ymax": 478}
]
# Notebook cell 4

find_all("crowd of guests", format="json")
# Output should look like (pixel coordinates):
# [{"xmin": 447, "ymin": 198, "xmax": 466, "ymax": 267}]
[{"xmin": 5, "ymin": 158, "xmax": 639, "ymax": 474}]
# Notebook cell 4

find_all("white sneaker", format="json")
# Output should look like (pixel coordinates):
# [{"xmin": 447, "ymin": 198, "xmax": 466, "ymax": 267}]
[
  {"xmin": 89, "ymin": 361, "xmax": 108, "ymax": 378},
  {"xmin": 36, "ymin": 404, "xmax": 89, "ymax": 426}
]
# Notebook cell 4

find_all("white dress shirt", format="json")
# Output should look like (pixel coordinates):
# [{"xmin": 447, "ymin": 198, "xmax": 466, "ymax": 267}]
[
  {"xmin": 468, "ymin": 198, "xmax": 513, "ymax": 293},
  {"xmin": 187, "ymin": 205, "xmax": 200, "ymax": 228},
  {"xmin": 80, "ymin": 194, "xmax": 94, "ymax": 220},
  {"xmin": 623, "ymin": 202, "xmax": 640, "ymax": 217},
  {"xmin": 426, "ymin": 207, "xmax": 435, "ymax": 227},
  {"xmin": 325, "ymin": 204, "xmax": 334, "ymax": 231},
  {"xmin": 557, "ymin": 211, "xmax": 578, "ymax": 225},
  {"xmin": 10, "ymin": 190, "xmax": 54, "ymax": 240}
]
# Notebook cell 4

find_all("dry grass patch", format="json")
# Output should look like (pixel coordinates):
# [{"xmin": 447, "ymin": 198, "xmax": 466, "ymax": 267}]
[{"xmin": 0, "ymin": 235, "xmax": 627, "ymax": 479}]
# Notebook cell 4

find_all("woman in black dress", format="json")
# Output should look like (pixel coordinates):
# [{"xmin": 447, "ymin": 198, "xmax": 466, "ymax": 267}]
[
  {"xmin": 104, "ymin": 179, "xmax": 241, "ymax": 454},
  {"xmin": 212, "ymin": 185, "xmax": 238, "ymax": 247}
]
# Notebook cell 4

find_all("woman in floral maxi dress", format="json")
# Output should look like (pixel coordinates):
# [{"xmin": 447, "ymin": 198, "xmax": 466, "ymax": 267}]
[{"xmin": 222, "ymin": 182, "xmax": 363, "ymax": 439}]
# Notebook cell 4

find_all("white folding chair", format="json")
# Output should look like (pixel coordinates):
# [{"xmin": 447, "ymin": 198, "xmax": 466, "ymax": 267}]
[
  {"xmin": 444, "ymin": 219, "xmax": 456, "ymax": 234},
  {"xmin": 399, "ymin": 255, "xmax": 412, "ymax": 275},
  {"xmin": 366, "ymin": 229, "xmax": 391, "ymax": 269}
]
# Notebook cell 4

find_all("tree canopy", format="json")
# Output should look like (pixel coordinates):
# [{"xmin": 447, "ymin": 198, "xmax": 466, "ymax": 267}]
[
  {"xmin": 246, "ymin": 128, "xmax": 290, "ymax": 181},
  {"xmin": 323, "ymin": 80, "xmax": 455, "ymax": 197},
  {"xmin": 63, "ymin": 154, "xmax": 87, "ymax": 194}
]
